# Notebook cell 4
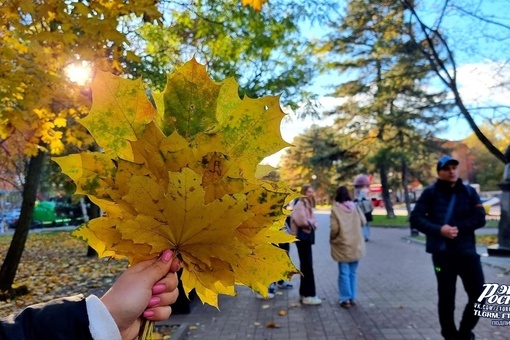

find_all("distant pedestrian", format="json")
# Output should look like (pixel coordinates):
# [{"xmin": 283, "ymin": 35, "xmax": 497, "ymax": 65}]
[
  {"xmin": 255, "ymin": 198, "xmax": 296, "ymax": 300},
  {"xmin": 353, "ymin": 174, "xmax": 374, "ymax": 241},
  {"xmin": 330, "ymin": 186, "xmax": 366, "ymax": 309},
  {"xmin": 410, "ymin": 155, "xmax": 486, "ymax": 340},
  {"xmin": 277, "ymin": 198, "xmax": 299, "ymax": 290},
  {"xmin": 290, "ymin": 184, "xmax": 321, "ymax": 305}
]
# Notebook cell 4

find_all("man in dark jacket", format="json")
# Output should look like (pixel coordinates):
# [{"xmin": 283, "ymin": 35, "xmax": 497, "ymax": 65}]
[{"xmin": 410, "ymin": 156, "xmax": 486, "ymax": 340}]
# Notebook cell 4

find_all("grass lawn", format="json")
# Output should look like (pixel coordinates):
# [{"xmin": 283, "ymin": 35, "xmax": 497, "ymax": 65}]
[
  {"xmin": 411, "ymin": 234, "xmax": 498, "ymax": 246},
  {"xmin": 372, "ymin": 214, "xmax": 409, "ymax": 227},
  {"xmin": 372, "ymin": 214, "xmax": 501, "ymax": 246},
  {"xmin": 372, "ymin": 214, "xmax": 499, "ymax": 228}
]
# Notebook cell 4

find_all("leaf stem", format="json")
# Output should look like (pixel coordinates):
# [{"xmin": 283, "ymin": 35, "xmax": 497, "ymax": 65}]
[{"xmin": 139, "ymin": 318, "xmax": 154, "ymax": 340}]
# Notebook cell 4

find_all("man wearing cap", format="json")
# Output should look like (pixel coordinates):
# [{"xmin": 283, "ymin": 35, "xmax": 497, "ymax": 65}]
[{"xmin": 410, "ymin": 156, "xmax": 486, "ymax": 340}]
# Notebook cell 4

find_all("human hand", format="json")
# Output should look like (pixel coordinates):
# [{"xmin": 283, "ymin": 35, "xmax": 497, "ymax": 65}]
[
  {"xmin": 440, "ymin": 225, "xmax": 458, "ymax": 239},
  {"xmin": 100, "ymin": 250, "xmax": 181, "ymax": 340}
]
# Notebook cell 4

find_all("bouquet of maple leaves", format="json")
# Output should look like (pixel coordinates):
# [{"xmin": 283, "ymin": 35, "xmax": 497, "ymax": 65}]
[{"xmin": 54, "ymin": 58, "xmax": 298, "ymax": 337}]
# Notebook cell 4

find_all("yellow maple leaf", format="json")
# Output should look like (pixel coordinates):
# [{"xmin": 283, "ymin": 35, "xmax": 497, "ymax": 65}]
[
  {"xmin": 79, "ymin": 71, "xmax": 157, "ymax": 161},
  {"xmin": 54, "ymin": 58, "xmax": 298, "ymax": 308},
  {"xmin": 241, "ymin": 0, "xmax": 268, "ymax": 11}
]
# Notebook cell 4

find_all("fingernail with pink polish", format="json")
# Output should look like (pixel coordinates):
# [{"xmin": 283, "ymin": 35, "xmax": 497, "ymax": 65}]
[
  {"xmin": 148, "ymin": 296, "xmax": 160, "ymax": 307},
  {"xmin": 143, "ymin": 310, "xmax": 154, "ymax": 318},
  {"xmin": 152, "ymin": 283, "xmax": 166, "ymax": 294},
  {"xmin": 161, "ymin": 249, "xmax": 173, "ymax": 263}
]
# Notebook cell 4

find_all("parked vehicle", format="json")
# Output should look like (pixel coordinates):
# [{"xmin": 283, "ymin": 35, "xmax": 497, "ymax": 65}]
[
  {"xmin": 7, "ymin": 198, "xmax": 84, "ymax": 229},
  {"xmin": 2, "ymin": 209, "xmax": 20, "ymax": 227}
]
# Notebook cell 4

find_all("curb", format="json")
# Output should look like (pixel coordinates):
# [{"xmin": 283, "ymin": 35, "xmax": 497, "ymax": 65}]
[
  {"xmin": 401, "ymin": 235, "xmax": 425, "ymax": 245},
  {"xmin": 402, "ymin": 236, "xmax": 510, "ymax": 273}
]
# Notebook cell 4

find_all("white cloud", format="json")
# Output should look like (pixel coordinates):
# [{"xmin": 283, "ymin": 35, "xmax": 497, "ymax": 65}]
[
  {"xmin": 436, "ymin": 61, "xmax": 510, "ymax": 140},
  {"xmin": 456, "ymin": 61, "xmax": 510, "ymax": 106}
]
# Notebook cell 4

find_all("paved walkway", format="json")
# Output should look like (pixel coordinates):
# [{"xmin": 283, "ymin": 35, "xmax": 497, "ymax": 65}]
[{"xmin": 164, "ymin": 212, "xmax": 510, "ymax": 340}]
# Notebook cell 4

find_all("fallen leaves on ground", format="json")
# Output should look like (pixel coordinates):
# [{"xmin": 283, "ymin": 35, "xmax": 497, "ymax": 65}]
[
  {"xmin": 476, "ymin": 235, "xmax": 498, "ymax": 246},
  {"xmin": 0, "ymin": 231, "xmax": 127, "ymax": 317},
  {"xmin": 266, "ymin": 321, "xmax": 280, "ymax": 328},
  {"xmin": 153, "ymin": 325, "xmax": 180, "ymax": 339}
]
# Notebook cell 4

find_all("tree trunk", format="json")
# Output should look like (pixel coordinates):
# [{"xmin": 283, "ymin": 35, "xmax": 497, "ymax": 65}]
[
  {"xmin": 380, "ymin": 164, "xmax": 395, "ymax": 218},
  {"xmin": 86, "ymin": 200, "xmax": 101, "ymax": 257},
  {"xmin": 401, "ymin": 160, "xmax": 411, "ymax": 216},
  {"xmin": 0, "ymin": 151, "xmax": 45, "ymax": 292}
]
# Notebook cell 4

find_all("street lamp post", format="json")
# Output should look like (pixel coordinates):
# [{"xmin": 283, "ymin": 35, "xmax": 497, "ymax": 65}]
[{"xmin": 487, "ymin": 146, "xmax": 510, "ymax": 257}]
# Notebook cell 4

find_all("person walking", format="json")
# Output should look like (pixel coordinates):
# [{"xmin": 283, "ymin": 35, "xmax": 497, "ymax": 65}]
[
  {"xmin": 410, "ymin": 155, "xmax": 486, "ymax": 340},
  {"xmin": 353, "ymin": 174, "xmax": 374, "ymax": 241},
  {"xmin": 290, "ymin": 184, "xmax": 321, "ymax": 305},
  {"xmin": 330, "ymin": 186, "xmax": 366, "ymax": 309}
]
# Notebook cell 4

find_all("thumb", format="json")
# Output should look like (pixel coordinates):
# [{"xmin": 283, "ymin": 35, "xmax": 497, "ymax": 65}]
[{"xmin": 141, "ymin": 249, "xmax": 175, "ymax": 284}]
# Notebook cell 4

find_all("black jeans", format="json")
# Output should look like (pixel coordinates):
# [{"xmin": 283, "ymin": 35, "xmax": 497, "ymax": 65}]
[
  {"xmin": 296, "ymin": 240, "xmax": 316, "ymax": 297},
  {"xmin": 432, "ymin": 252, "xmax": 485, "ymax": 339}
]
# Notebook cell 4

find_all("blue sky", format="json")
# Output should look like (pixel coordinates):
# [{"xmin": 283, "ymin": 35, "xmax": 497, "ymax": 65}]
[{"xmin": 262, "ymin": 0, "xmax": 510, "ymax": 167}]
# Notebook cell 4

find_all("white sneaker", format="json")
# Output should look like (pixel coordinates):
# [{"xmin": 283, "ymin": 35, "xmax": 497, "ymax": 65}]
[
  {"xmin": 277, "ymin": 281, "xmax": 293, "ymax": 289},
  {"xmin": 301, "ymin": 296, "xmax": 322, "ymax": 305},
  {"xmin": 256, "ymin": 292, "xmax": 275, "ymax": 300}
]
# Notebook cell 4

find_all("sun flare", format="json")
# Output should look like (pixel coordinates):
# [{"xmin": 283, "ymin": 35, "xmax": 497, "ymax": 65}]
[{"xmin": 65, "ymin": 61, "xmax": 92, "ymax": 86}]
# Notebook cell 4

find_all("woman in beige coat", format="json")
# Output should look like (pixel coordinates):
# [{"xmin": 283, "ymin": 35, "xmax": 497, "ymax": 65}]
[{"xmin": 330, "ymin": 186, "xmax": 366, "ymax": 308}]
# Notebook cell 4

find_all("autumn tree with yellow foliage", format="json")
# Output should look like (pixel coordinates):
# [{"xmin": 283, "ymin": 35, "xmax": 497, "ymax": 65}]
[
  {"xmin": 0, "ymin": 0, "xmax": 172, "ymax": 293},
  {"xmin": 1, "ymin": 0, "xmax": 321, "ymax": 307}
]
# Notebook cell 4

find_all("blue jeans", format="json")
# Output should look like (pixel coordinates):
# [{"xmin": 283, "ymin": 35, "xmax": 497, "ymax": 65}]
[
  {"xmin": 338, "ymin": 261, "xmax": 359, "ymax": 302},
  {"xmin": 362, "ymin": 223, "xmax": 370, "ymax": 241}
]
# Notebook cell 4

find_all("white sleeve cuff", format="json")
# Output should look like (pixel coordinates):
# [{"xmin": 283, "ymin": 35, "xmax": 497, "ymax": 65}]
[{"xmin": 86, "ymin": 295, "xmax": 122, "ymax": 340}]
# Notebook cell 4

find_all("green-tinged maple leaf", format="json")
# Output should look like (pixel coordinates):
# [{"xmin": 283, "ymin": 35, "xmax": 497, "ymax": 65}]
[
  {"xmin": 79, "ymin": 71, "xmax": 157, "ymax": 160},
  {"xmin": 153, "ymin": 57, "xmax": 221, "ymax": 139},
  {"xmin": 54, "ymin": 58, "xmax": 298, "ymax": 308},
  {"xmin": 194, "ymin": 96, "xmax": 290, "ymax": 178},
  {"xmin": 52, "ymin": 153, "xmax": 116, "ymax": 199}
]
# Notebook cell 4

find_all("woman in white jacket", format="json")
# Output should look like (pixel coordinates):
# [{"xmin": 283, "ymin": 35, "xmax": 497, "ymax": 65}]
[{"xmin": 330, "ymin": 186, "xmax": 366, "ymax": 309}]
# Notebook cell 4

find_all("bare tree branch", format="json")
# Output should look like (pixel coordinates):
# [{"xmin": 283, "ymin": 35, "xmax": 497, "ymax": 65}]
[
  {"xmin": 400, "ymin": 0, "xmax": 506, "ymax": 163},
  {"xmin": 451, "ymin": 4, "xmax": 510, "ymax": 31}
]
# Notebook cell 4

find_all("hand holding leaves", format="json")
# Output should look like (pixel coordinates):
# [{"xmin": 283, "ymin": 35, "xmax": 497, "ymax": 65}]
[{"xmin": 54, "ymin": 58, "xmax": 298, "ymax": 308}]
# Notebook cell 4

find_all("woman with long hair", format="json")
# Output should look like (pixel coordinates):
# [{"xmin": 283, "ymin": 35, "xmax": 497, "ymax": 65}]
[
  {"xmin": 290, "ymin": 184, "xmax": 322, "ymax": 305},
  {"xmin": 330, "ymin": 186, "xmax": 366, "ymax": 308}
]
